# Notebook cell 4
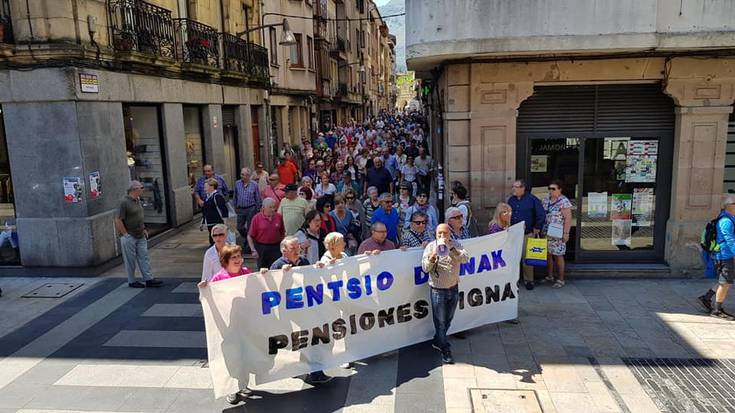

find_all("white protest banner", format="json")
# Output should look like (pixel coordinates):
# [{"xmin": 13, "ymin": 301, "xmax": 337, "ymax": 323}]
[{"xmin": 199, "ymin": 223, "xmax": 524, "ymax": 398}]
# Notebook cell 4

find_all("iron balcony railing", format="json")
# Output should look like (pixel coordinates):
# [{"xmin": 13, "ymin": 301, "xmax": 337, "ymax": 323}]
[
  {"xmin": 109, "ymin": 0, "xmax": 176, "ymax": 59},
  {"xmin": 221, "ymin": 33, "xmax": 269, "ymax": 81},
  {"xmin": 175, "ymin": 18, "xmax": 219, "ymax": 67}
]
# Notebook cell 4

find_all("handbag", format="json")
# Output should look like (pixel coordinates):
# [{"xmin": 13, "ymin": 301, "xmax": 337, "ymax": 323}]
[
  {"xmin": 524, "ymin": 236, "xmax": 548, "ymax": 267},
  {"xmin": 547, "ymin": 222, "xmax": 564, "ymax": 239}
]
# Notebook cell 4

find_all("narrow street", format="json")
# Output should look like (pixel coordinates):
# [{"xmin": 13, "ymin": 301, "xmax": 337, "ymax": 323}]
[{"xmin": 1, "ymin": 227, "xmax": 733, "ymax": 412}]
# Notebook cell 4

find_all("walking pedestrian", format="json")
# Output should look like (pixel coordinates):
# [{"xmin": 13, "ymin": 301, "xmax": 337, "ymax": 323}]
[
  {"xmin": 201, "ymin": 223, "xmax": 229, "ymax": 282},
  {"xmin": 262, "ymin": 174, "xmax": 285, "ymax": 210},
  {"xmin": 699, "ymin": 195, "xmax": 735, "ymax": 320},
  {"xmin": 270, "ymin": 236, "xmax": 333, "ymax": 384},
  {"xmin": 403, "ymin": 191, "xmax": 439, "ymax": 234},
  {"xmin": 294, "ymin": 209, "xmax": 326, "ymax": 265},
  {"xmin": 201, "ymin": 178, "xmax": 229, "ymax": 245},
  {"xmin": 401, "ymin": 211, "xmax": 434, "ymax": 248},
  {"xmin": 278, "ymin": 184, "xmax": 309, "ymax": 236},
  {"xmin": 358, "ymin": 222, "xmax": 396, "ymax": 255},
  {"xmin": 247, "ymin": 198, "xmax": 285, "ymax": 269},
  {"xmin": 422, "ymin": 223, "xmax": 470, "ymax": 364},
  {"xmin": 445, "ymin": 207, "xmax": 470, "ymax": 240},
  {"xmin": 253, "ymin": 161, "xmax": 269, "ymax": 194},
  {"xmin": 115, "ymin": 181, "xmax": 163, "ymax": 288},
  {"xmin": 371, "ymin": 192, "xmax": 400, "ymax": 245},
  {"xmin": 233, "ymin": 167, "xmax": 261, "ymax": 253},
  {"xmin": 194, "ymin": 164, "xmax": 228, "ymax": 208}
]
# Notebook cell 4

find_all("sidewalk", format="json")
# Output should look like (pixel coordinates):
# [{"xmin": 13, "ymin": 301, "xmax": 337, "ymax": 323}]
[{"xmin": 1, "ymin": 226, "xmax": 734, "ymax": 412}]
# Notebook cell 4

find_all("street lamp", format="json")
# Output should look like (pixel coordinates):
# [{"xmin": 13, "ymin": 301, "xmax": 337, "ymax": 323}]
[{"xmin": 236, "ymin": 18, "xmax": 296, "ymax": 46}]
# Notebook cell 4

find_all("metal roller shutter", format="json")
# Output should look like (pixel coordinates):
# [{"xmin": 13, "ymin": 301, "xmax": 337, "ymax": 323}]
[
  {"xmin": 518, "ymin": 84, "xmax": 675, "ymax": 135},
  {"xmin": 222, "ymin": 107, "xmax": 236, "ymax": 128}
]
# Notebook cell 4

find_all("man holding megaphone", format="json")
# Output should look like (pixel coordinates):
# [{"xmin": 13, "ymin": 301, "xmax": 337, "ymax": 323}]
[{"xmin": 421, "ymin": 223, "xmax": 470, "ymax": 364}]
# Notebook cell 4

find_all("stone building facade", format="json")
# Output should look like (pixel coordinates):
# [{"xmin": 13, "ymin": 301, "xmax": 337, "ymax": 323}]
[{"xmin": 407, "ymin": 0, "xmax": 735, "ymax": 275}]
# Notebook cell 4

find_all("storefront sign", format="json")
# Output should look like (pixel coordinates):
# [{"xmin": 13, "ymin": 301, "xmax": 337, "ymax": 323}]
[
  {"xmin": 79, "ymin": 73, "xmax": 99, "ymax": 93},
  {"xmin": 633, "ymin": 188, "xmax": 654, "ymax": 227},
  {"xmin": 63, "ymin": 176, "xmax": 82, "ymax": 203},
  {"xmin": 588, "ymin": 192, "xmax": 608, "ymax": 218},
  {"xmin": 89, "ymin": 171, "xmax": 102, "ymax": 200},
  {"xmin": 200, "ymin": 225, "xmax": 524, "ymax": 397},
  {"xmin": 611, "ymin": 194, "xmax": 632, "ymax": 220}
]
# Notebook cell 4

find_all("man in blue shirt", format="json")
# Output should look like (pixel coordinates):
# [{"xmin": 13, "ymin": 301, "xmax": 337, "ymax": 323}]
[
  {"xmin": 507, "ymin": 179, "xmax": 545, "ymax": 290},
  {"xmin": 700, "ymin": 196, "xmax": 735, "ymax": 320},
  {"xmin": 194, "ymin": 164, "xmax": 229, "ymax": 208},
  {"xmin": 372, "ymin": 192, "xmax": 400, "ymax": 244}
]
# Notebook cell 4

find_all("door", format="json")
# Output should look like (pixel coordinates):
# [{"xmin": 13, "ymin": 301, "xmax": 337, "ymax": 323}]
[{"xmin": 518, "ymin": 84, "xmax": 674, "ymax": 263}]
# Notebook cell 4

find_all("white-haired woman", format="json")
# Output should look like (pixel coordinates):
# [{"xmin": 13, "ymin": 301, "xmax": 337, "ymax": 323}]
[{"xmin": 320, "ymin": 232, "xmax": 349, "ymax": 265}]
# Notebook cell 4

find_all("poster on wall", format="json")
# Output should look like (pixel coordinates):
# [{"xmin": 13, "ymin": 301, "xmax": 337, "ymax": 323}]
[
  {"xmin": 625, "ymin": 140, "xmax": 658, "ymax": 183},
  {"xmin": 633, "ymin": 188, "xmax": 654, "ymax": 227},
  {"xmin": 63, "ymin": 177, "xmax": 83, "ymax": 203},
  {"xmin": 89, "ymin": 171, "xmax": 102, "ymax": 200},
  {"xmin": 604, "ymin": 137, "xmax": 630, "ymax": 160},
  {"xmin": 531, "ymin": 155, "xmax": 548, "ymax": 173},
  {"xmin": 611, "ymin": 194, "xmax": 632, "ymax": 220},
  {"xmin": 588, "ymin": 192, "xmax": 608, "ymax": 218},
  {"xmin": 612, "ymin": 219, "xmax": 633, "ymax": 247}
]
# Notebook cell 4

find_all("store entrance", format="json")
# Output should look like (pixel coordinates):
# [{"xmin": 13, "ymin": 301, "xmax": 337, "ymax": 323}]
[{"xmin": 524, "ymin": 135, "xmax": 671, "ymax": 263}]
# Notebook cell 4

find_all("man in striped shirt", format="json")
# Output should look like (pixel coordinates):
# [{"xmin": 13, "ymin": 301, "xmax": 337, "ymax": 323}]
[{"xmin": 233, "ymin": 168, "xmax": 261, "ymax": 253}]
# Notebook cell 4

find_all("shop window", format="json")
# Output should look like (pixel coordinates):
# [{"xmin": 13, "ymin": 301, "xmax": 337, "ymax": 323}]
[
  {"xmin": 123, "ymin": 105, "xmax": 170, "ymax": 236},
  {"xmin": 0, "ymin": 106, "xmax": 18, "ymax": 264},
  {"xmin": 184, "ymin": 106, "xmax": 205, "ymax": 213}
]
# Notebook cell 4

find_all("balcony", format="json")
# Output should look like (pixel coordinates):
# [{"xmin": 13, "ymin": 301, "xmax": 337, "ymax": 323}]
[
  {"xmin": 109, "ymin": 0, "xmax": 176, "ymax": 59},
  {"xmin": 337, "ymin": 83, "xmax": 348, "ymax": 96},
  {"xmin": 175, "ymin": 18, "xmax": 219, "ymax": 68},
  {"xmin": 331, "ymin": 36, "xmax": 347, "ymax": 56},
  {"xmin": 221, "ymin": 33, "xmax": 269, "ymax": 81}
]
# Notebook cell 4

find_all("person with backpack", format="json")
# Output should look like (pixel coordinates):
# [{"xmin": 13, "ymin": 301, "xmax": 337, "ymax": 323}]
[
  {"xmin": 451, "ymin": 183, "xmax": 480, "ymax": 237},
  {"xmin": 698, "ymin": 195, "xmax": 735, "ymax": 320}
]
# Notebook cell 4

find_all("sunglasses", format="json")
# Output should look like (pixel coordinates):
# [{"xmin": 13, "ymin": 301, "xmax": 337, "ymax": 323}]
[
  {"xmin": 212, "ymin": 233, "xmax": 226, "ymax": 237},
  {"xmin": 346, "ymin": 196, "xmax": 355, "ymax": 200},
  {"xmin": 324, "ymin": 204, "xmax": 332, "ymax": 208},
  {"xmin": 412, "ymin": 220, "xmax": 427, "ymax": 225},
  {"xmin": 548, "ymin": 186, "xmax": 559, "ymax": 191}
]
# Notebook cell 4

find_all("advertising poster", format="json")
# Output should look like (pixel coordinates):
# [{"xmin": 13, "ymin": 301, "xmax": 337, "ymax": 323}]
[
  {"xmin": 612, "ymin": 219, "xmax": 632, "ymax": 247},
  {"xmin": 633, "ymin": 188, "xmax": 654, "ymax": 227},
  {"xmin": 604, "ymin": 137, "xmax": 629, "ymax": 160},
  {"xmin": 530, "ymin": 155, "xmax": 548, "ymax": 173},
  {"xmin": 63, "ymin": 177, "xmax": 83, "ymax": 203},
  {"xmin": 611, "ymin": 194, "xmax": 632, "ymax": 220},
  {"xmin": 89, "ymin": 171, "xmax": 102, "ymax": 199},
  {"xmin": 587, "ymin": 192, "xmax": 608, "ymax": 218},
  {"xmin": 625, "ymin": 140, "xmax": 658, "ymax": 183},
  {"xmin": 614, "ymin": 160, "xmax": 627, "ymax": 181}
]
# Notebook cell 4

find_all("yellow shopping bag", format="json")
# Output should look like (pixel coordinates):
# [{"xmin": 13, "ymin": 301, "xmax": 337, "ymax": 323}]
[{"xmin": 524, "ymin": 237, "xmax": 548, "ymax": 267}]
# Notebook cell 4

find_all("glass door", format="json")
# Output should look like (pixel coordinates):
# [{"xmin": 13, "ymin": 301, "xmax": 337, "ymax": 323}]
[
  {"xmin": 528, "ymin": 136, "xmax": 581, "ymax": 261},
  {"xmin": 577, "ymin": 137, "xmax": 667, "ymax": 261},
  {"xmin": 524, "ymin": 135, "xmax": 670, "ymax": 263}
]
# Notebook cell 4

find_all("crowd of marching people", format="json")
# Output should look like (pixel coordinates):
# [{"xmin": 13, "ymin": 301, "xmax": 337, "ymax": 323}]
[{"xmin": 116, "ymin": 109, "xmax": 579, "ymax": 405}]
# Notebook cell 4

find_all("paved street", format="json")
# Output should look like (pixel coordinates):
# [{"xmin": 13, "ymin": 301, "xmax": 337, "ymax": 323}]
[{"xmin": 1, "ymin": 226, "xmax": 735, "ymax": 412}]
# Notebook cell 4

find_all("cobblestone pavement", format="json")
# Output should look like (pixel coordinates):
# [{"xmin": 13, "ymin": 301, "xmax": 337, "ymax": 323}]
[{"xmin": 1, "ymin": 226, "xmax": 734, "ymax": 412}]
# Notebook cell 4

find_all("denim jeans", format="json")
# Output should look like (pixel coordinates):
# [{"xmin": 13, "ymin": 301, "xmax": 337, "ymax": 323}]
[
  {"xmin": 120, "ymin": 234, "xmax": 153, "ymax": 284},
  {"xmin": 431, "ymin": 285, "xmax": 459, "ymax": 351}
]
